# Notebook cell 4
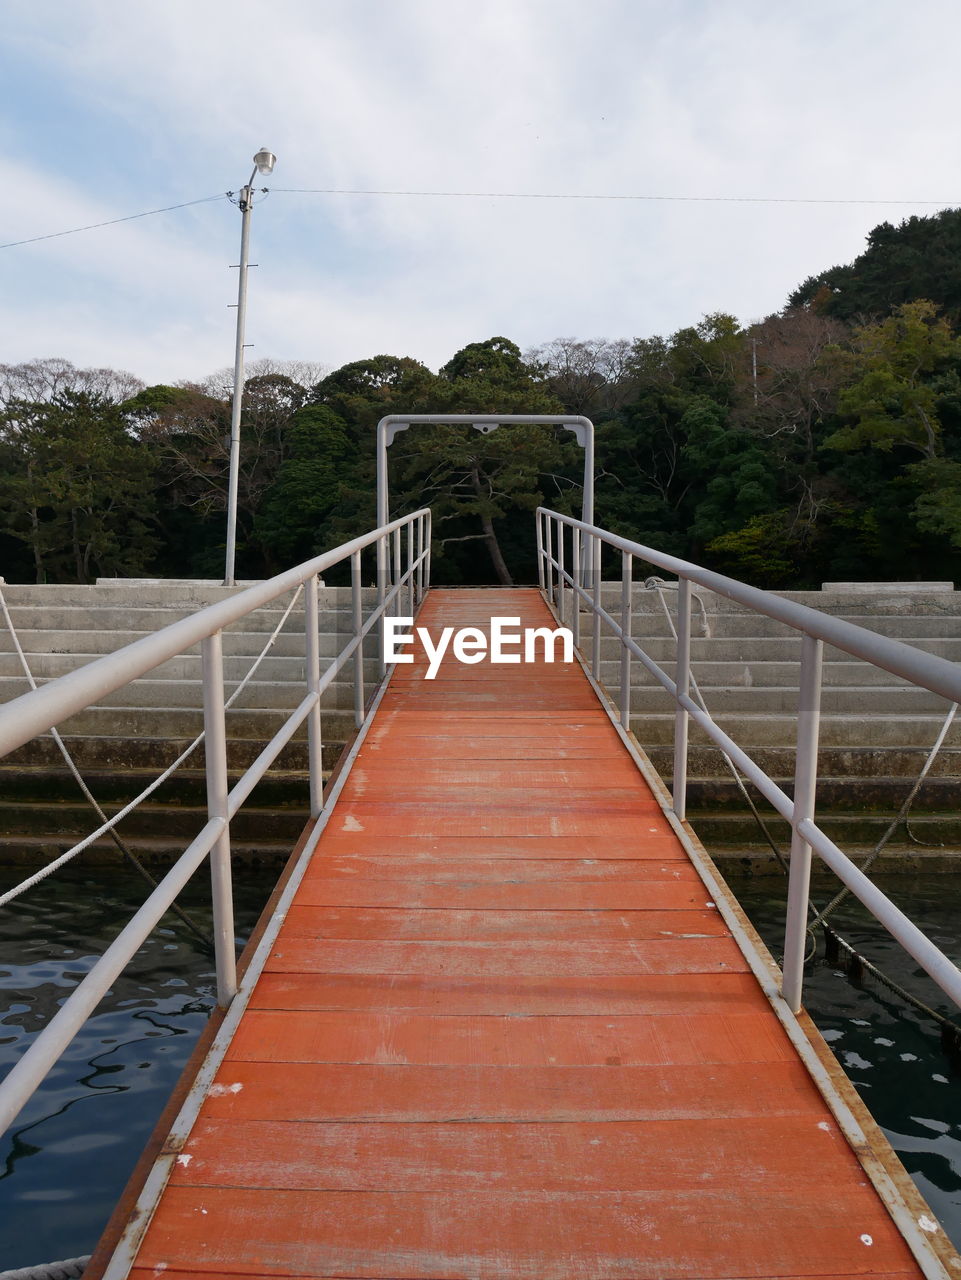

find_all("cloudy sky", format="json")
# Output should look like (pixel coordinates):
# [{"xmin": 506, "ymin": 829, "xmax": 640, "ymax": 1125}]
[{"xmin": 1, "ymin": 0, "xmax": 958, "ymax": 386}]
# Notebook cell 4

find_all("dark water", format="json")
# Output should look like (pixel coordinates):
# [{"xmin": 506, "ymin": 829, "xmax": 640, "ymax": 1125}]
[
  {"xmin": 727, "ymin": 870, "xmax": 961, "ymax": 1249},
  {"xmin": 1, "ymin": 863, "xmax": 960, "ymax": 1268},
  {"xmin": 0, "ymin": 862, "xmax": 278, "ymax": 1270}
]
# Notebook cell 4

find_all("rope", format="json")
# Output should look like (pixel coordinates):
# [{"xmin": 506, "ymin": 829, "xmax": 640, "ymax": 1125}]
[
  {"xmin": 0, "ymin": 581, "xmax": 305, "ymax": 916},
  {"xmin": 644, "ymin": 578, "xmax": 961, "ymax": 1044},
  {"xmin": 0, "ymin": 1257, "xmax": 90, "ymax": 1280}
]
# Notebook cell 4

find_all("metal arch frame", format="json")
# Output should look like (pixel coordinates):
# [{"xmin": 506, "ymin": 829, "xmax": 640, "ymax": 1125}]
[{"xmin": 375, "ymin": 414, "xmax": 594, "ymax": 597}]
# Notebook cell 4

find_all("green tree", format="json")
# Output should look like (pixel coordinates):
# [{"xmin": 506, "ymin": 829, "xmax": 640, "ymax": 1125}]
[{"xmin": 0, "ymin": 390, "xmax": 158, "ymax": 582}]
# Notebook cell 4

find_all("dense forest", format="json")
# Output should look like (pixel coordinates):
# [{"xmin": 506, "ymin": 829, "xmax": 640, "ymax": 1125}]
[{"xmin": 4, "ymin": 208, "xmax": 961, "ymax": 588}]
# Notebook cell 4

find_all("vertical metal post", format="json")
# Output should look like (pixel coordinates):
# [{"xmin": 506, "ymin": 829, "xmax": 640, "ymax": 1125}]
[
  {"xmin": 672, "ymin": 579, "xmax": 692, "ymax": 821},
  {"xmin": 425, "ymin": 511, "xmax": 432, "ymax": 591},
  {"xmin": 305, "ymin": 575, "xmax": 323, "ymax": 819},
  {"xmin": 591, "ymin": 533, "xmax": 602, "ymax": 680},
  {"xmin": 224, "ymin": 187, "xmax": 253, "ymax": 588},
  {"xmin": 782, "ymin": 633, "xmax": 824, "ymax": 1014},
  {"xmin": 571, "ymin": 527, "xmax": 581, "ymax": 650},
  {"xmin": 545, "ymin": 517, "xmax": 554, "ymax": 606},
  {"xmin": 536, "ymin": 511, "xmax": 545, "ymax": 592},
  {"xmin": 557, "ymin": 524, "xmax": 566, "ymax": 628},
  {"xmin": 619, "ymin": 551, "xmax": 633, "ymax": 730},
  {"xmin": 406, "ymin": 519, "xmax": 415, "ymax": 616},
  {"xmin": 352, "ymin": 549, "xmax": 366, "ymax": 728},
  {"xmin": 393, "ymin": 526, "xmax": 402, "ymax": 593},
  {"xmin": 416, "ymin": 516, "xmax": 424, "ymax": 606},
  {"xmin": 201, "ymin": 632, "xmax": 237, "ymax": 1007}
]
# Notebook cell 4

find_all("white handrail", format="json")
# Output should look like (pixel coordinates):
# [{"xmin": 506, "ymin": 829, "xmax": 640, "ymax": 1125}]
[
  {"xmin": 0, "ymin": 508, "xmax": 431, "ymax": 1140},
  {"xmin": 537, "ymin": 506, "xmax": 961, "ymax": 1015}
]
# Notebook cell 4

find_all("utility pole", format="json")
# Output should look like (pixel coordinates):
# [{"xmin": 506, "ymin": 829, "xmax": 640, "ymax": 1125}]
[{"xmin": 224, "ymin": 147, "xmax": 277, "ymax": 587}]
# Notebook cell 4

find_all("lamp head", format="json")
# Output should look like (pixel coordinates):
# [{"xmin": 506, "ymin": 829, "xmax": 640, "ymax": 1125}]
[{"xmin": 253, "ymin": 148, "xmax": 277, "ymax": 175}]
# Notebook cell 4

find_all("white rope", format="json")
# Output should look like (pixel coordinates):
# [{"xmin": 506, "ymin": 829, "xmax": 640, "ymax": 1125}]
[
  {"xmin": 0, "ymin": 581, "xmax": 306, "ymax": 908},
  {"xmin": 0, "ymin": 1256, "xmax": 90, "ymax": 1280}
]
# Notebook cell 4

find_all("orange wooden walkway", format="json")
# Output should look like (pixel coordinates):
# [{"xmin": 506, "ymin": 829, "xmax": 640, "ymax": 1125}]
[{"xmin": 118, "ymin": 588, "xmax": 931, "ymax": 1279}]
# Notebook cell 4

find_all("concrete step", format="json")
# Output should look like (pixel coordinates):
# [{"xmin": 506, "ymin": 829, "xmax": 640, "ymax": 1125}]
[
  {"xmin": 0, "ymin": 628, "xmax": 379, "ymax": 660},
  {"xmin": 598, "ymin": 658, "xmax": 922, "ymax": 689},
  {"xmin": 0, "ymin": 832, "xmax": 297, "ymax": 868},
  {"xmin": 34, "ymin": 705, "xmax": 358, "ymax": 742},
  {"xmin": 0, "ymin": 676, "xmax": 363, "ymax": 713},
  {"xmin": 0, "ymin": 583, "xmax": 376, "ymax": 608},
  {"xmin": 0, "ymin": 650, "xmax": 382, "ymax": 684},
  {"xmin": 689, "ymin": 809, "xmax": 961, "ymax": 846},
  {"xmin": 2, "ymin": 734, "xmax": 326, "ymax": 771},
  {"xmin": 0, "ymin": 765, "xmax": 313, "ymax": 807},
  {"xmin": 0, "ymin": 798, "xmax": 307, "ymax": 841},
  {"xmin": 631, "ymin": 711, "xmax": 961, "ymax": 749},
  {"xmin": 622, "ymin": 684, "xmax": 954, "ymax": 715},
  {"xmin": 679, "ymin": 774, "xmax": 961, "ymax": 812},
  {"xmin": 589, "ymin": 635, "xmax": 961, "ymax": 663},
  {"xmin": 642, "ymin": 743, "xmax": 961, "ymax": 781},
  {"xmin": 0, "ymin": 605, "xmax": 360, "ymax": 634},
  {"xmin": 577, "ymin": 611, "xmax": 961, "ymax": 640}
]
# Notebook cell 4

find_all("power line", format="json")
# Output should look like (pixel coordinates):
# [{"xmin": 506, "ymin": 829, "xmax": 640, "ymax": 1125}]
[
  {"xmin": 273, "ymin": 186, "xmax": 957, "ymax": 206},
  {"xmin": 0, "ymin": 193, "xmax": 229, "ymax": 250},
  {"xmin": 2, "ymin": 185, "xmax": 955, "ymax": 254}
]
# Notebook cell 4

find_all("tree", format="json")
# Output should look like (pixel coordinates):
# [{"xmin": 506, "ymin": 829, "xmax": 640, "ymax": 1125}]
[
  {"xmin": 391, "ymin": 338, "xmax": 573, "ymax": 585},
  {"xmin": 0, "ymin": 390, "xmax": 157, "ymax": 582},
  {"xmin": 790, "ymin": 209, "xmax": 961, "ymax": 327}
]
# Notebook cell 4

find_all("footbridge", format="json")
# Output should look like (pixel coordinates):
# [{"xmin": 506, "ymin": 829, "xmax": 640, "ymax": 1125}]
[{"xmin": 1, "ymin": 505, "xmax": 961, "ymax": 1279}]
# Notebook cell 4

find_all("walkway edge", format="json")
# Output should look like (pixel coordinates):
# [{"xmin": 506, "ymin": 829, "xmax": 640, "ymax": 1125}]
[
  {"xmin": 554, "ymin": 595, "xmax": 961, "ymax": 1280},
  {"xmin": 89, "ymin": 662, "xmax": 401, "ymax": 1280}
]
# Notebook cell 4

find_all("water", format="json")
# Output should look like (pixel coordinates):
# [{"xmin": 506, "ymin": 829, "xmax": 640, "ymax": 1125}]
[
  {"xmin": 727, "ymin": 869, "xmax": 961, "ymax": 1249},
  {"xmin": 0, "ymin": 861, "xmax": 278, "ymax": 1269},
  {"xmin": 1, "ymin": 862, "xmax": 960, "ymax": 1268}
]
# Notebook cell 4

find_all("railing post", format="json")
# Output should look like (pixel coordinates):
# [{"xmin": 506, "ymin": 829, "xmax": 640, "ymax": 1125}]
[
  {"xmin": 304, "ymin": 574, "xmax": 324, "ymax": 818},
  {"xmin": 782, "ymin": 632, "xmax": 824, "ymax": 1014},
  {"xmin": 536, "ymin": 511, "xmax": 545, "ymax": 592},
  {"xmin": 619, "ymin": 551, "xmax": 632, "ymax": 731},
  {"xmin": 351, "ymin": 549, "xmax": 366, "ymax": 728},
  {"xmin": 545, "ymin": 516, "xmax": 554, "ymax": 606},
  {"xmin": 571, "ymin": 527, "xmax": 581, "ymax": 649},
  {"xmin": 673, "ymin": 578, "xmax": 692, "ymax": 821},
  {"xmin": 591, "ymin": 532, "xmax": 602, "ymax": 681},
  {"xmin": 557, "ymin": 523, "xmax": 566, "ymax": 629},
  {"xmin": 201, "ymin": 631, "xmax": 237, "ymax": 1008},
  {"xmin": 393, "ymin": 525, "xmax": 402, "ymax": 592}
]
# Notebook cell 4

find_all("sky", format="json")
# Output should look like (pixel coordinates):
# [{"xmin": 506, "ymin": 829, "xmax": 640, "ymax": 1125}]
[{"xmin": 1, "ymin": 0, "xmax": 959, "ymax": 388}]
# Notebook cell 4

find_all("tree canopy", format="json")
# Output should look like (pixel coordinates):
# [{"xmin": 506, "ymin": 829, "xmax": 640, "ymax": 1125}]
[{"xmin": 6, "ymin": 208, "xmax": 961, "ymax": 586}]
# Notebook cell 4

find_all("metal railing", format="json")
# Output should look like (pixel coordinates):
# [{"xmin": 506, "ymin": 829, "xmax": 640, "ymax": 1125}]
[
  {"xmin": 0, "ymin": 509, "xmax": 430, "ymax": 1139},
  {"xmin": 537, "ymin": 506, "xmax": 961, "ymax": 1016}
]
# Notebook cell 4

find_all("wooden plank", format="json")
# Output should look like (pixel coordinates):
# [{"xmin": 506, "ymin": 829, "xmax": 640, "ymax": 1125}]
[
  {"xmin": 199, "ymin": 1060, "xmax": 829, "ymax": 1123},
  {"xmin": 171, "ymin": 1115, "xmax": 869, "ymax": 1193},
  {"xmin": 248, "ymin": 970, "xmax": 770, "ymax": 1015},
  {"xmin": 277, "ymin": 904, "xmax": 730, "ymax": 941},
  {"xmin": 293, "ymin": 876, "xmax": 713, "ymax": 909},
  {"xmin": 263, "ymin": 937, "xmax": 750, "ymax": 977},
  {"xmin": 227, "ymin": 1008, "xmax": 796, "ymax": 1067},
  {"xmin": 134, "ymin": 1187, "xmax": 917, "ymax": 1279}
]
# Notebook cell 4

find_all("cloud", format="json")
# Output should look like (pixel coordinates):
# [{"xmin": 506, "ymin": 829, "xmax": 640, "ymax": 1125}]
[{"xmin": 1, "ymin": 0, "xmax": 959, "ymax": 383}]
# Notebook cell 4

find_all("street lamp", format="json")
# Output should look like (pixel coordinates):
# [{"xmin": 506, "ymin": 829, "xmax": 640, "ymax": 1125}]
[{"xmin": 224, "ymin": 147, "xmax": 277, "ymax": 586}]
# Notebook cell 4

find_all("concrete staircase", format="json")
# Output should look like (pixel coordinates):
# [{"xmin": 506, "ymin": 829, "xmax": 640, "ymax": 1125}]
[
  {"xmin": 582, "ymin": 581, "xmax": 961, "ymax": 869},
  {"xmin": 0, "ymin": 579, "xmax": 380, "ymax": 866},
  {"xmin": 1, "ymin": 577, "xmax": 958, "ymax": 871}
]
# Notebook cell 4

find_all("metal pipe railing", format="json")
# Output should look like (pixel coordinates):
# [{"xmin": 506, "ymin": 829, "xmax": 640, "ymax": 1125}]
[
  {"xmin": 0, "ymin": 508, "xmax": 431, "ymax": 1140},
  {"xmin": 537, "ymin": 506, "xmax": 961, "ymax": 1016}
]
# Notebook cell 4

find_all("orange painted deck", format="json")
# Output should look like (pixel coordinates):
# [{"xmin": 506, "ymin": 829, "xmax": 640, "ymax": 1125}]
[{"xmin": 123, "ymin": 588, "xmax": 927, "ymax": 1279}]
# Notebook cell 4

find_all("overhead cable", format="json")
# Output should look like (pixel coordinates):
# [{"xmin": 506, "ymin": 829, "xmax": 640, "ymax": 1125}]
[{"xmin": 0, "ymin": 193, "xmax": 229, "ymax": 250}]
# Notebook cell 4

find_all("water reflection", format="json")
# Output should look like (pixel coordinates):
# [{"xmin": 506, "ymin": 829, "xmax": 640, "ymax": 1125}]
[
  {"xmin": 728, "ymin": 870, "xmax": 961, "ymax": 1249},
  {"xmin": 0, "ymin": 862, "xmax": 276, "ymax": 1268}
]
